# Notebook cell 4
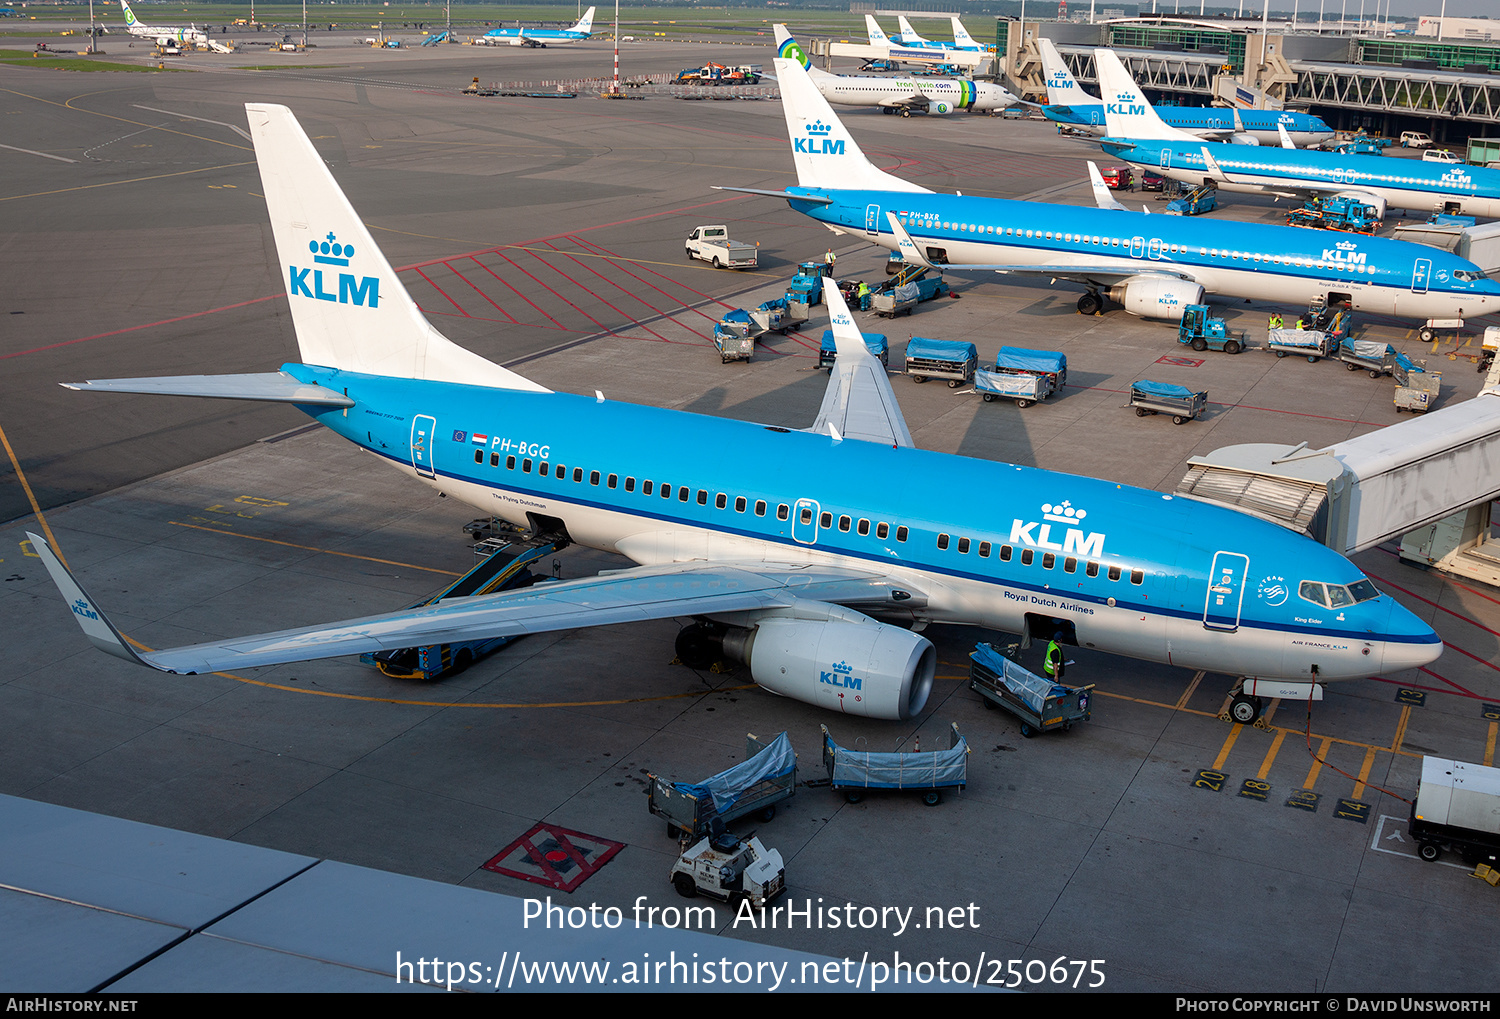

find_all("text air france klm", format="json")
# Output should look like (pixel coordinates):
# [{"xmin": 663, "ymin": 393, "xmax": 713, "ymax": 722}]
[{"xmin": 288, "ymin": 232, "xmax": 381, "ymax": 308}]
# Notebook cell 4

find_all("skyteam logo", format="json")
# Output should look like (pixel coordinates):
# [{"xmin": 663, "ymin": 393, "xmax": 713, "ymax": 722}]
[
  {"xmin": 821, "ymin": 660, "xmax": 862, "ymax": 691},
  {"xmin": 1323, "ymin": 239, "xmax": 1367, "ymax": 266},
  {"xmin": 288, "ymin": 230, "xmax": 381, "ymax": 308},
  {"xmin": 1257, "ymin": 575, "xmax": 1289, "ymax": 608},
  {"xmin": 1107, "ymin": 91, "xmax": 1146, "ymax": 117},
  {"xmin": 795, "ymin": 120, "xmax": 845, "ymax": 157},
  {"xmin": 1009, "ymin": 500, "xmax": 1105, "ymax": 557}
]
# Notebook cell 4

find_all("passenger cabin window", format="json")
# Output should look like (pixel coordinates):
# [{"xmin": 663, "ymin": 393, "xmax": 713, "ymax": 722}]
[
  {"xmin": 1107, "ymin": 565, "xmax": 1122, "ymax": 581},
  {"xmin": 1000, "ymin": 545, "xmax": 1012, "ymax": 562},
  {"xmin": 523, "ymin": 458, "xmax": 532, "ymax": 473},
  {"xmin": 958, "ymin": 537, "xmax": 970, "ymax": 554},
  {"xmin": 508, "ymin": 456, "xmax": 517, "ymax": 470},
  {"xmin": 877, "ymin": 522, "xmax": 889, "ymax": 539},
  {"xmin": 820, "ymin": 512, "xmax": 832, "ymax": 528},
  {"xmin": 858, "ymin": 519, "xmax": 870, "ymax": 536},
  {"xmin": 896, "ymin": 526, "xmax": 908, "ymax": 543},
  {"xmin": 778, "ymin": 505, "xmax": 789, "ymax": 521},
  {"xmin": 1021, "ymin": 549, "xmax": 1034, "ymax": 566},
  {"xmin": 979, "ymin": 541, "xmax": 991, "ymax": 558},
  {"xmin": 716, "ymin": 493, "xmax": 727, "ymax": 510},
  {"xmin": 937, "ymin": 533, "xmax": 950, "ymax": 550},
  {"xmin": 625, "ymin": 477, "xmax": 635, "ymax": 492},
  {"xmin": 572, "ymin": 467, "xmax": 581, "ymax": 482},
  {"xmin": 755, "ymin": 500, "xmax": 766, "ymax": 517},
  {"xmin": 607, "ymin": 474, "xmax": 617, "ymax": 489},
  {"xmin": 590, "ymin": 471, "xmax": 600, "ymax": 486},
  {"xmin": 736, "ymin": 497, "xmax": 747, "ymax": 513},
  {"xmin": 643, "ymin": 480, "xmax": 653, "ymax": 495},
  {"xmin": 839, "ymin": 515, "xmax": 851, "ymax": 532}
]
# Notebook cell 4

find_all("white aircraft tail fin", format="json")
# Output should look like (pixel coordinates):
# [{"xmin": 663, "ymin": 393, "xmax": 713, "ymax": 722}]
[
  {"xmin": 951, "ymin": 17, "xmax": 977, "ymax": 48},
  {"xmin": 896, "ymin": 15, "xmax": 928, "ymax": 43},
  {"xmin": 773, "ymin": 24, "xmax": 831, "ymax": 78},
  {"xmin": 1094, "ymin": 48, "xmax": 1199, "ymax": 143},
  {"xmin": 864, "ymin": 14, "xmax": 890, "ymax": 46},
  {"xmin": 1278, "ymin": 122, "xmax": 1298, "ymax": 149},
  {"xmin": 1037, "ymin": 38, "xmax": 1094, "ymax": 105},
  {"xmin": 773, "ymin": 56, "xmax": 929, "ymax": 194},
  {"xmin": 571, "ymin": 6, "xmax": 595, "ymax": 33},
  {"xmin": 246, "ymin": 103, "xmax": 547, "ymax": 391},
  {"xmin": 120, "ymin": 0, "xmax": 140, "ymax": 28},
  {"xmin": 1087, "ymin": 161, "xmax": 1131, "ymax": 212}
]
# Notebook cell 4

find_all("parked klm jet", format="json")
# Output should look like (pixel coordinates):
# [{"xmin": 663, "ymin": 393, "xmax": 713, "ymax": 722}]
[
  {"xmin": 1038, "ymin": 39, "xmax": 1333, "ymax": 148},
  {"xmin": 719, "ymin": 52, "xmax": 1499, "ymax": 322},
  {"xmin": 893, "ymin": 15, "xmax": 983, "ymax": 52},
  {"xmin": 34, "ymin": 103, "xmax": 1440, "ymax": 726},
  {"xmin": 776, "ymin": 27, "xmax": 1016, "ymax": 118},
  {"xmin": 482, "ymin": 7, "xmax": 594, "ymax": 46},
  {"xmin": 859, "ymin": 13, "xmax": 984, "ymax": 70},
  {"xmin": 1094, "ymin": 48, "xmax": 1500, "ymax": 219},
  {"xmin": 117, "ymin": 0, "xmax": 207, "ymax": 46}
]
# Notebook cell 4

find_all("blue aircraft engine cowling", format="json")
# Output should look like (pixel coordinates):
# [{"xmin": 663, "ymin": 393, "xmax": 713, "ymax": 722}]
[{"xmin": 723, "ymin": 618, "xmax": 936, "ymax": 720}]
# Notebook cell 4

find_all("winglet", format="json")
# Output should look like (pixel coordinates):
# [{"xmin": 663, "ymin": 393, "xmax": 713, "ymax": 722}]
[
  {"xmin": 1087, "ymin": 161, "xmax": 1130, "ymax": 212},
  {"xmin": 1278, "ymin": 122, "xmax": 1297, "ymax": 150},
  {"xmin": 28, "ymin": 532, "xmax": 150, "ymax": 667},
  {"xmin": 810, "ymin": 284, "xmax": 914, "ymax": 448},
  {"xmin": 885, "ymin": 211, "xmax": 934, "ymax": 269},
  {"xmin": 1199, "ymin": 145, "xmax": 1232, "ymax": 184}
]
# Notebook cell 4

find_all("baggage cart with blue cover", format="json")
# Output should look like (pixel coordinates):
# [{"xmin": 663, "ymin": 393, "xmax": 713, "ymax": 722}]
[
  {"xmin": 648, "ymin": 732, "xmax": 797, "ymax": 841},
  {"xmin": 820, "ymin": 723, "xmax": 967, "ymax": 806},
  {"xmin": 713, "ymin": 310, "xmax": 756, "ymax": 363},
  {"xmin": 904, "ymin": 337, "xmax": 977, "ymax": 387},
  {"xmin": 1267, "ymin": 327, "xmax": 1337, "ymax": 362},
  {"xmin": 968, "ymin": 643, "xmax": 1094, "ymax": 737},
  {"xmin": 758, "ymin": 296, "xmax": 806, "ymax": 332},
  {"xmin": 818, "ymin": 329, "xmax": 888, "ymax": 370},
  {"xmin": 1338, "ymin": 339, "xmax": 1403, "ymax": 378},
  {"xmin": 994, "ymin": 345, "xmax": 1067, "ymax": 393},
  {"xmin": 975, "ymin": 368, "xmax": 1046, "ymax": 408},
  {"xmin": 1129, "ymin": 379, "xmax": 1207, "ymax": 424}
]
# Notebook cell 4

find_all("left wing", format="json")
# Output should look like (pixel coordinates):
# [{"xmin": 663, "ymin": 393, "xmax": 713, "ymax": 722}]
[
  {"xmin": 886, "ymin": 210, "xmax": 1195, "ymax": 287},
  {"xmin": 30, "ymin": 532, "xmax": 923, "ymax": 676}
]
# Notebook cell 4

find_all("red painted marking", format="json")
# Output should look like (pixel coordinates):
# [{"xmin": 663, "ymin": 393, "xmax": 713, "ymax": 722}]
[
  {"xmin": 567, "ymin": 234, "xmax": 732, "ymax": 316},
  {"xmin": 464, "ymin": 254, "xmax": 564, "ymax": 328},
  {"xmin": 1, "ymin": 295, "xmax": 281, "ymax": 362},
  {"xmin": 482, "ymin": 822, "xmax": 625, "ymax": 893},
  {"xmin": 539, "ymin": 239, "xmax": 710, "ymax": 341},
  {"xmin": 1156, "ymin": 355, "xmax": 1204, "ymax": 367},
  {"xmin": 492, "ymin": 249, "xmax": 612, "ymax": 332},
  {"xmin": 1364, "ymin": 567, "xmax": 1500, "ymax": 642},
  {"xmin": 524, "ymin": 247, "xmax": 674, "ymax": 344},
  {"xmin": 439, "ymin": 260, "xmax": 517, "ymax": 323},
  {"xmin": 411, "ymin": 268, "xmax": 467, "ymax": 317}
]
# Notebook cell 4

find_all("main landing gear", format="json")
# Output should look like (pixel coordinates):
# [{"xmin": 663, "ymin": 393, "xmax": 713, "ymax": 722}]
[{"xmin": 1077, "ymin": 290, "xmax": 1104, "ymax": 316}]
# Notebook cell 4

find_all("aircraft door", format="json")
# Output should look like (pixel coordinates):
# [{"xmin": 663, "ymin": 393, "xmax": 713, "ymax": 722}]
[
  {"xmin": 792, "ymin": 498, "xmax": 820, "ymax": 545},
  {"xmin": 1089, "ymin": 109, "xmax": 1100, "ymax": 127},
  {"xmin": 1131, "ymin": 235, "xmax": 1146, "ymax": 258},
  {"xmin": 866, "ymin": 203, "xmax": 881, "ymax": 237},
  {"xmin": 1159, "ymin": 148, "xmax": 1173, "ymax": 169},
  {"xmin": 1147, "ymin": 237, "xmax": 1163, "ymax": 259},
  {"xmin": 1411, "ymin": 258, "xmax": 1432, "ymax": 294},
  {"xmin": 411, "ymin": 415, "xmax": 437, "ymax": 479},
  {"xmin": 1203, "ymin": 551, "xmax": 1249, "ymax": 632}
]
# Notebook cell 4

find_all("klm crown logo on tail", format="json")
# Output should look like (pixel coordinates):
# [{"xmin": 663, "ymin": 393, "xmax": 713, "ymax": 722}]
[
  {"xmin": 1107, "ymin": 91, "xmax": 1147, "ymax": 117},
  {"xmin": 796, "ymin": 121, "xmax": 844, "ymax": 156},
  {"xmin": 289, "ymin": 231, "xmax": 381, "ymax": 308}
]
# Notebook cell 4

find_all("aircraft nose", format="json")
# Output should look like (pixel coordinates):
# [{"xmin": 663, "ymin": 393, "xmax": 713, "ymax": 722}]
[{"xmin": 1377, "ymin": 598, "xmax": 1443, "ymax": 674}]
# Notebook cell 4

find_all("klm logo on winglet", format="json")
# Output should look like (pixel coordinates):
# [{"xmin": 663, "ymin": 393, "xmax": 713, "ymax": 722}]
[
  {"xmin": 1010, "ymin": 500, "xmax": 1105, "ymax": 558},
  {"xmin": 795, "ymin": 121, "xmax": 845, "ymax": 157},
  {"xmin": 71, "ymin": 598, "xmax": 99, "ymax": 621},
  {"xmin": 288, "ymin": 231, "xmax": 381, "ymax": 308},
  {"xmin": 821, "ymin": 660, "xmax": 862, "ymax": 690}
]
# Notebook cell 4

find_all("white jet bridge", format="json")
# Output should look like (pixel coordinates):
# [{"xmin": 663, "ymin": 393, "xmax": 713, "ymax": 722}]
[{"xmin": 1176, "ymin": 361, "xmax": 1500, "ymax": 587}]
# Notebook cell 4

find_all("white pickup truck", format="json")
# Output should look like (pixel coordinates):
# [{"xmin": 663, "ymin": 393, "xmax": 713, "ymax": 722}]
[{"xmin": 685, "ymin": 225, "xmax": 757, "ymax": 270}]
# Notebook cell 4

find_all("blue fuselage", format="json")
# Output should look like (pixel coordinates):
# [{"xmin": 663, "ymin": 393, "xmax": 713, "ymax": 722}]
[{"xmin": 1044, "ymin": 103, "xmax": 1334, "ymax": 147}]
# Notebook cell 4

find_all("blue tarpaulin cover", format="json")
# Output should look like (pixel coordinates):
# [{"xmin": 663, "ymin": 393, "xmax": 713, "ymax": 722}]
[
  {"xmin": 758, "ymin": 298, "xmax": 789, "ymax": 313},
  {"xmin": 675, "ymin": 732, "xmax": 796, "ymax": 816},
  {"xmin": 721, "ymin": 309, "xmax": 751, "ymax": 325},
  {"xmin": 969, "ymin": 644, "xmax": 1067, "ymax": 715},
  {"xmin": 905, "ymin": 337, "xmax": 977, "ymax": 363},
  {"xmin": 1350, "ymin": 340, "xmax": 1389, "ymax": 360},
  {"xmin": 995, "ymin": 346, "xmax": 1066, "ymax": 374},
  {"xmin": 975, "ymin": 369, "xmax": 1042, "ymax": 397},
  {"xmin": 822, "ymin": 727, "xmax": 967, "ymax": 791},
  {"xmin": 1131, "ymin": 379, "xmax": 1195, "ymax": 399},
  {"xmin": 820, "ymin": 330, "xmax": 888, "ymax": 356}
]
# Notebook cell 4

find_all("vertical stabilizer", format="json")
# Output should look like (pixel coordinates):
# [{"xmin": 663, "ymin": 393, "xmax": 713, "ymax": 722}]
[
  {"xmin": 950, "ymin": 17, "xmax": 977, "ymax": 48},
  {"xmin": 571, "ymin": 6, "xmax": 595, "ymax": 34},
  {"xmin": 864, "ymin": 15, "xmax": 890, "ymax": 46},
  {"xmin": 774, "ymin": 55, "xmax": 929, "ymax": 194},
  {"xmin": 896, "ymin": 16, "xmax": 929, "ymax": 44},
  {"xmin": 246, "ymin": 104, "xmax": 547, "ymax": 391},
  {"xmin": 1038, "ymin": 38, "xmax": 1095, "ymax": 104},
  {"xmin": 1094, "ymin": 48, "xmax": 1199, "ymax": 143},
  {"xmin": 773, "ymin": 24, "xmax": 832, "ymax": 78}
]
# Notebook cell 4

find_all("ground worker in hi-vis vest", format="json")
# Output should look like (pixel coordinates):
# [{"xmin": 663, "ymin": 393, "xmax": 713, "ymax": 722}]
[{"xmin": 1044, "ymin": 639, "xmax": 1065, "ymax": 681}]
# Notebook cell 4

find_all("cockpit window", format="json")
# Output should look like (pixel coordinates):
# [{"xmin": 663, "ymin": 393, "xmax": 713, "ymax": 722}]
[{"xmin": 1300, "ymin": 578, "xmax": 1381, "ymax": 608}]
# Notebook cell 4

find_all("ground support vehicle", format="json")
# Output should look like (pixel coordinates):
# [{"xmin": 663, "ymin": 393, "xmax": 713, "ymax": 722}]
[
  {"xmin": 1338, "ymin": 339, "xmax": 1403, "ymax": 378},
  {"xmin": 787, "ymin": 261, "xmax": 823, "ymax": 306},
  {"xmin": 1140, "ymin": 171, "xmax": 1166, "ymax": 192},
  {"xmin": 670, "ymin": 833, "xmax": 785, "ymax": 907},
  {"xmin": 649, "ymin": 732, "xmax": 797, "ymax": 842},
  {"xmin": 1177, "ymin": 304, "xmax": 1245, "ymax": 354},
  {"xmin": 1285, "ymin": 195, "xmax": 1380, "ymax": 234},
  {"xmin": 685, "ymin": 225, "xmax": 756, "ymax": 269},
  {"xmin": 1479, "ymin": 326, "xmax": 1498, "ymax": 374},
  {"xmin": 713, "ymin": 312, "xmax": 756, "ymax": 363},
  {"xmin": 1418, "ymin": 318, "xmax": 1464, "ymax": 343},
  {"xmin": 975, "ymin": 368, "xmax": 1046, "ymax": 407},
  {"xmin": 1165, "ymin": 183, "xmax": 1218, "ymax": 216},
  {"xmin": 1268, "ymin": 327, "xmax": 1337, "ymax": 362},
  {"xmin": 1332, "ymin": 138, "xmax": 1385, "ymax": 156},
  {"xmin": 820, "ymin": 723, "xmax": 967, "ymax": 806},
  {"xmin": 905, "ymin": 337, "xmax": 977, "ymax": 387},
  {"xmin": 1394, "ymin": 362, "xmax": 1441, "ymax": 413},
  {"xmin": 755, "ymin": 297, "xmax": 804, "ymax": 333},
  {"xmin": 988, "ymin": 345, "xmax": 1067, "ymax": 403},
  {"xmin": 818, "ymin": 330, "xmax": 888, "ymax": 370},
  {"xmin": 1401, "ymin": 131, "xmax": 1432, "ymax": 148},
  {"xmin": 1129, "ymin": 380, "xmax": 1207, "ymax": 424},
  {"xmin": 968, "ymin": 643, "xmax": 1094, "ymax": 737},
  {"xmin": 1099, "ymin": 166, "xmax": 1133, "ymax": 190},
  {"xmin": 359, "ymin": 539, "xmax": 563, "ymax": 680},
  {"xmin": 1408, "ymin": 756, "xmax": 1500, "ymax": 867},
  {"xmin": 870, "ymin": 268, "xmax": 948, "ymax": 318}
]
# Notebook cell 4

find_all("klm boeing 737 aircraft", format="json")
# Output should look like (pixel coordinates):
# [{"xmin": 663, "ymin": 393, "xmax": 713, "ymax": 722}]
[
  {"xmin": 890, "ymin": 15, "xmax": 984, "ymax": 52},
  {"xmin": 776, "ymin": 27, "xmax": 1016, "ymax": 117},
  {"xmin": 721, "ymin": 46, "xmax": 1498, "ymax": 321},
  {"xmin": 1093, "ymin": 49, "xmax": 1500, "ymax": 219},
  {"xmin": 482, "ymin": 7, "xmax": 593, "ymax": 46},
  {"xmin": 859, "ymin": 14, "xmax": 984, "ymax": 70},
  {"xmin": 34, "ymin": 102, "xmax": 1441, "ymax": 727},
  {"xmin": 1037, "ymin": 39, "xmax": 1333, "ymax": 148}
]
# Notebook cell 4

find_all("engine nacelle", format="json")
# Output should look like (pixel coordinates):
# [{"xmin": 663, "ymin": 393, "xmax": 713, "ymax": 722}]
[
  {"xmin": 1109, "ymin": 275, "xmax": 1205, "ymax": 319},
  {"xmin": 724, "ymin": 618, "xmax": 935, "ymax": 720},
  {"xmin": 927, "ymin": 101, "xmax": 957, "ymax": 116},
  {"xmin": 1230, "ymin": 133, "xmax": 1261, "ymax": 146}
]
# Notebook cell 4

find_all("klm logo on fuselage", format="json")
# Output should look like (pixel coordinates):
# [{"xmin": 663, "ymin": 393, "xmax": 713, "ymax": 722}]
[
  {"xmin": 821, "ymin": 660, "xmax": 862, "ymax": 690},
  {"xmin": 1441, "ymin": 169, "xmax": 1473, "ymax": 188},
  {"xmin": 1323, "ymin": 240, "xmax": 1367, "ymax": 265},
  {"xmin": 795, "ymin": 120, "xmax": 845, "ymax": 157},
  {"xmin": 288, "ymin": 231, "xmax": 380, "ymax": 308},
  {"xmin": 1009, "ymin": 500, "xmax": 1105, "ymax": 558}
]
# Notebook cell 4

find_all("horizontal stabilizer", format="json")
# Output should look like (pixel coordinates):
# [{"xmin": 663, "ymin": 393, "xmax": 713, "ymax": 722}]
[
  {"xmin": 711, "ymin": 186, "xmax": 834, "ymax": 205},
  {"xmin": 60, "ymin": 372, "xmax": 356, "ymax": 406}
]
